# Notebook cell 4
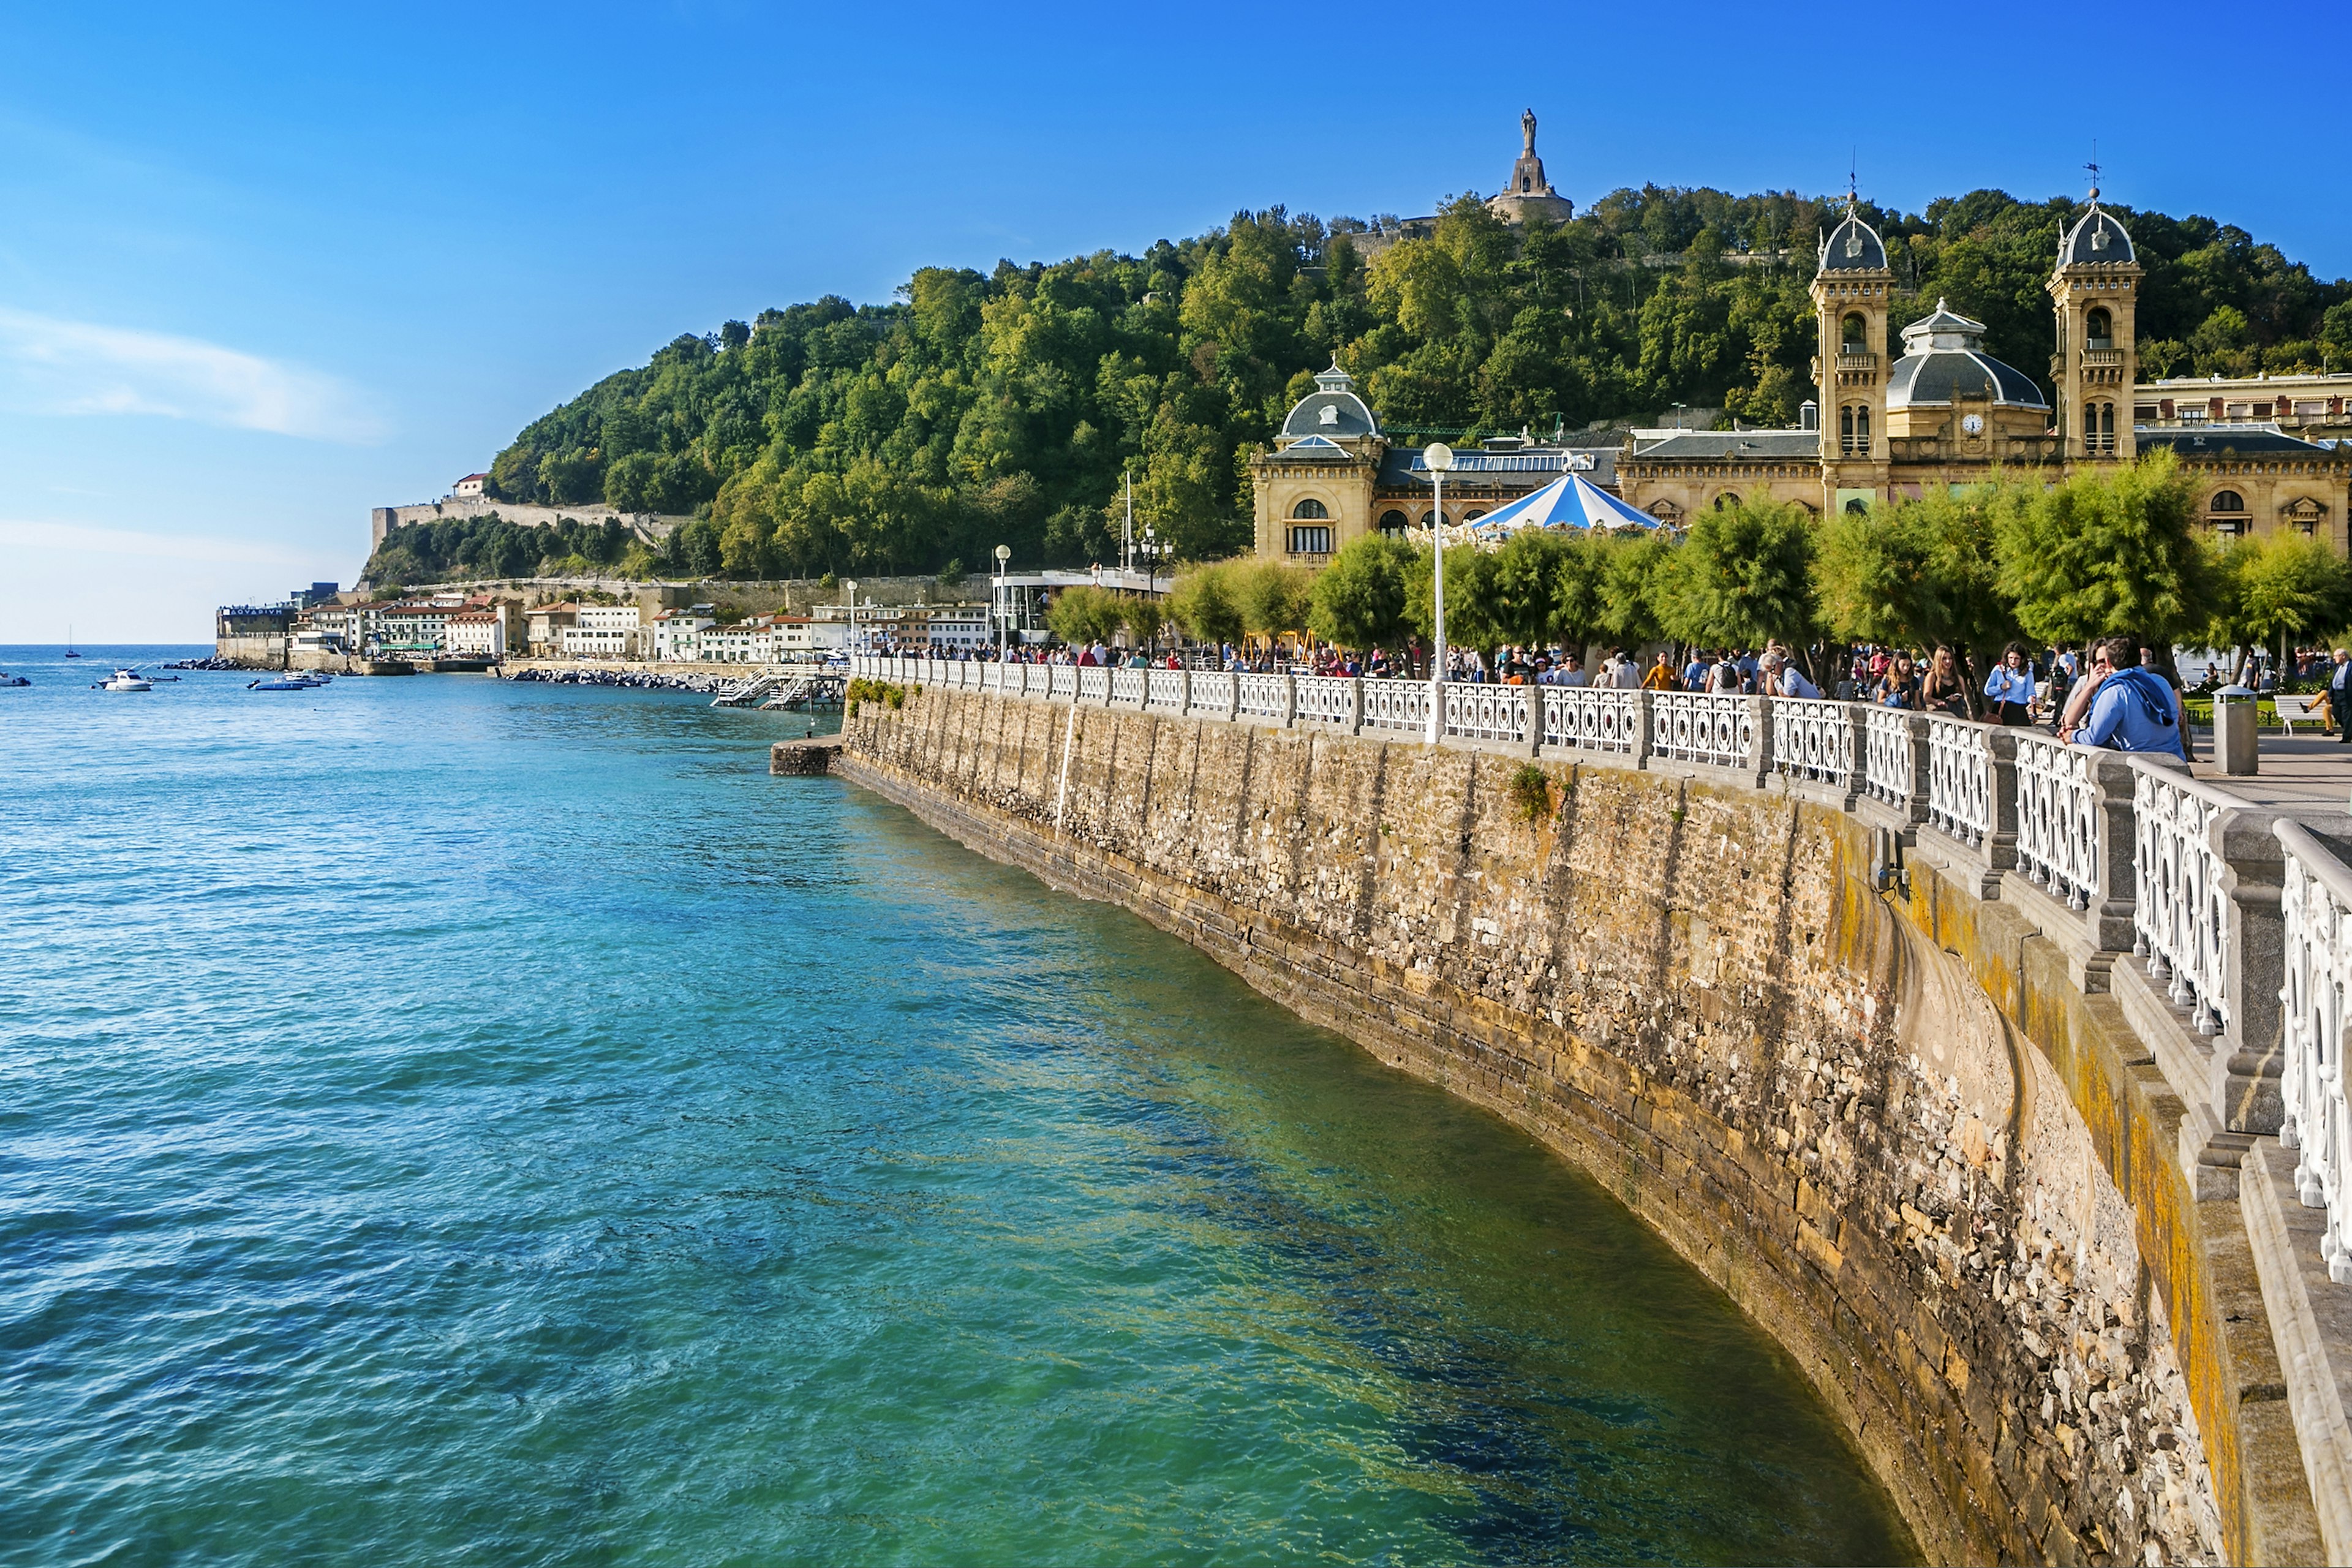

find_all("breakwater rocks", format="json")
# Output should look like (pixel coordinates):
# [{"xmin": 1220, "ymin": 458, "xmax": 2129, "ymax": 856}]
[
  {"xmin": 831, "ymin": 685, "xmax": 2332, "ymax": 1566},
  {"xmin": 500, "ymin": 667, "xmax": 730, "ymax": 693}
]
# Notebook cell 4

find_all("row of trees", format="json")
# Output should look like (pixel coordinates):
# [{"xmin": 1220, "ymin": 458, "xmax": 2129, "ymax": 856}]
[
  {"xmin": 363, "ymin": 514, "xmax": 642, "ymax": 589},
  {"xmin": 473, "ymin": 186, "xmax": 2349, "ymax": 580},
  {"xmin": 1158, "ymin": 454, "xmax": 2351, "ymax": 688}
]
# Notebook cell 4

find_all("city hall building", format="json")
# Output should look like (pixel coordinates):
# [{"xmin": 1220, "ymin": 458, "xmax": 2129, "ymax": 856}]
[{"xmin": 1254, "ymin": 146, "xmax": 2350, "ymax": 561}]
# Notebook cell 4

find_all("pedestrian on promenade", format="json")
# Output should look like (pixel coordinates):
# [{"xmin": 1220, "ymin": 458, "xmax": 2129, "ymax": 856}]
[
  {"xmin": 2075, "ymin": 636, "xmax": 2188, "ymax": 762},
  {"xmin": 2057, "ymin": 642, "xmax": 2111, "ymax": 740},
  {"xmin": 2331, "ymin": 649, "xmax": 2352, "ymax": 742},
  {"xmin": 1763, "ymin": 649, "xmax": 1822, "ymax": 699},
  {"xmin": 1984, "ymin": 643, "xmax": 2035, "ymax": 726},
  {"xmin": 1643, "ymin": 652, "xmax": 1675, "ymax": 691},
  {"xmin": 1874, "ymin": 655, "xmax": 1917, "ymax": 709},
  {"xmin": 1918, "ymin": 646, "xmax": 1971, "ymax": 719}
]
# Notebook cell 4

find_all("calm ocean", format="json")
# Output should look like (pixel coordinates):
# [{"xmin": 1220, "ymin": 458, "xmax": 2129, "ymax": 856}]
[{"xmin": 0, "ymin": 648, "xmax": 1910, "ymax": 1566}]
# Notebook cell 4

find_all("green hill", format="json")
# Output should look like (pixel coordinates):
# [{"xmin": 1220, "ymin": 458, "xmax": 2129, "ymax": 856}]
[{"xmin": 472, "ymin": 186, "xmax": 2352, "ymax": 581}]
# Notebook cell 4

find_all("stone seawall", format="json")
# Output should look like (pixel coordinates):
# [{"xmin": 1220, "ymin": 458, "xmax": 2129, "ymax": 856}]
[{"xmin": 833, "ymin": 686, "xmax": 2335, "ymax": 1565}]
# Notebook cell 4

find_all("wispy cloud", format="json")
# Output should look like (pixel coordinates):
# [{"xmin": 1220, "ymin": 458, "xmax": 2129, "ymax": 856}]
[
  {"xmin": 0, "ymin": 518, "xmax": 303, "ymax": 567},
  {"xmin": 0, "ymin": 307, "xmax": 385, "ymax": 444}
]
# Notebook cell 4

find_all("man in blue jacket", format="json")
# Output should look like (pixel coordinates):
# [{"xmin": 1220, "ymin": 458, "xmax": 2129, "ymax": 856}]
[
  {"xmin": 2078, "ymin": 636, "xmax": 2188, "ymax": 763},
  {"xmin": 2331, "ymin": 648, "xmax": 2352, "ymax": 745}
]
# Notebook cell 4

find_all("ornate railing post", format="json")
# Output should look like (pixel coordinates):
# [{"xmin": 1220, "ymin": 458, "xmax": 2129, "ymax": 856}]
[
  {"xmin": 2083, "ymin": 751, "xmax": 2143, "ymax": 953},
  {"xmin": 1347, "ymin": 676, "xmax": 1364, "ymax": 736},
  {"xmin": 1630, "ymin": 689, "xmax": 1655, "ymax": 769},
  {"xmin": 1283, "ymin": 672, "xmax": 1298, "ymax": 728}
]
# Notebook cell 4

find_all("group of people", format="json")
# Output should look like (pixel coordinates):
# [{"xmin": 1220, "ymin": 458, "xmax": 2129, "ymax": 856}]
[{"xmin": 880, "ymin": 630, "xmax": 2352, "ymax": 761}]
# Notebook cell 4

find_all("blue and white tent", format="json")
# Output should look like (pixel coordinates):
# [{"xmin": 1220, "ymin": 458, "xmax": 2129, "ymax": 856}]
[{"xmin": 1465, "ymin": 472, "xmax": 1661, "ymax": 538}]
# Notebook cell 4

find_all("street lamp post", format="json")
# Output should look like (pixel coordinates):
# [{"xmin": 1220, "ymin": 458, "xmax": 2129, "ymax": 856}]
[
  {"xmin": 1423, "ymin": 442, "xmax": 1454, "ymax": 744},
  {"xmin": 992, "ymin": 544, "xmax": 1011, "ymax": 660},
  {"xmin": 843, "ymin": 579, "xmax": 856, "ymax": 664}
]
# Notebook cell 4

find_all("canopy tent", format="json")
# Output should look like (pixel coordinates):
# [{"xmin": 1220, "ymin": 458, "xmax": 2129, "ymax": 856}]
[{"xmin": 1464, "ymin": 472, "xmax": 1662, "ymax": 539}]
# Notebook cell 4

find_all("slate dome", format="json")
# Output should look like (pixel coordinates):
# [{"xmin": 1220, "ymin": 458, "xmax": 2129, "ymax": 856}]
[
  {"xmin": 2058, "ymin": 202, "xmax": 2136, "ymax": 266},
  {"xmin": 1885, "ymin": 300, "xmax": 2047, "ymax": 410},
  {"xmin": 1279, "ymin": 358, "xmax": 1380, "ymax": 442},
  {"xmin": 1818, "ymin": 210, "xmax": 1887, "ymax": 272}
]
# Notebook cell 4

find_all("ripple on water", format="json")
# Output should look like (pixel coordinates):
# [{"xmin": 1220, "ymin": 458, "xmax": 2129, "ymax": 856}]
[{"xmin": 0, "ymin": 654, "xmax": 1915, "ymax": 1566}]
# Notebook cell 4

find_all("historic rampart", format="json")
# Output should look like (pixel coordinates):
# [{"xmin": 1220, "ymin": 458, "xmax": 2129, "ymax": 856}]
[{"xmin": 830, "ymin": 657, "xmax": 2352, "ymax": 1566}]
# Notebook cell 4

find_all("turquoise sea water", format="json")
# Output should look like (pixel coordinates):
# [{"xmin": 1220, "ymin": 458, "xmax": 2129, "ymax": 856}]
[{"xmin": 0, "ymin": 648, "xmax": 1912, "ymax": 1566}]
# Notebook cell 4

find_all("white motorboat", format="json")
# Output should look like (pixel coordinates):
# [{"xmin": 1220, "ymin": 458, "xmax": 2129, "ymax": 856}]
[{"xmin": 102, "ymin": 668, "xmax": 152, "ymax": 692}]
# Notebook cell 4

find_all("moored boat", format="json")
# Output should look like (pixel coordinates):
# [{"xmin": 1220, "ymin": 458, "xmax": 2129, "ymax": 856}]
[{"xmin": 101, "ymin": 668, "xmax": 152, "ymax": 692}]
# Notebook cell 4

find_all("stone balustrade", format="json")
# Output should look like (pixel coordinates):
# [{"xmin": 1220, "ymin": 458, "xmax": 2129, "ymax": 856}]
[
  {"xmin": 858, "ymin": 653, "xmax": 2352, "ymax": 1300},
  {"xmin": 2282, "ymin": 820, "xmax": 2352, "ymax": 1284}
]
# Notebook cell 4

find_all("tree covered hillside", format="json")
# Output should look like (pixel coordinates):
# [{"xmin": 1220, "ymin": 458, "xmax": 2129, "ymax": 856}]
[{"xmin": 481, "ymin": 186, "xmax": 2352, "ymax": 580}]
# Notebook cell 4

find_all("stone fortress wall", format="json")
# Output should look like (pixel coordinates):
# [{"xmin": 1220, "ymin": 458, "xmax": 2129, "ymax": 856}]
[
  {"xmin": 827, "ymin": 671, "xmax": 2352, "ymax": 1566},
  {"xmin": 369, "ymin": 496, "xmax": 695, "ymax": 551}
]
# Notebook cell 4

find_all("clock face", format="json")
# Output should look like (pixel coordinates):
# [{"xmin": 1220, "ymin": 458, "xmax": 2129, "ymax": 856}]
[{"xmin": 1961, "ymin": 414, "xmax": 1985, "ymax": 436}]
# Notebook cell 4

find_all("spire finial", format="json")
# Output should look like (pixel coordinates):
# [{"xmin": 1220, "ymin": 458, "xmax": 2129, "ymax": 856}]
[
  {"xmin": 2084, "ymin": 139, "xmax": 2101, "ymax": 204},
  {"xmin": 1847, "ymin": 152, "xmax": 1858, "ymax": 211}
]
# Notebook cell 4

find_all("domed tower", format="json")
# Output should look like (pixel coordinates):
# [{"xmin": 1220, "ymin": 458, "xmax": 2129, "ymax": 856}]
[
  {"xmin": 1486, "ymin": 110, "xmax": 1575, "ymax": 226},
  {"xmin": 1251, "ymin": 356, "xmax": 1385, "ymax": 563},
  {"xmin": 1811, "ymin": 199, "xmax": 1894, "ymax": 510},
  {"xmin": 2049, "ymin": 181, "xmax": 2141, "ymax": 463}
]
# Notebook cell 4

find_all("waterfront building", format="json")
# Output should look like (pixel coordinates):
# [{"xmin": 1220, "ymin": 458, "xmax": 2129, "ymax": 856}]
[
  {"xmin": 526, "ymin": 602, "xmax": 578, "ymax": 654},
  {"xmin": 375, "ymin": 600, "xmax": 456, "ymax": 657},
  {"xmin": 443, "ymin": 609, "xmax": 506, "ymax": 659},
  {"xmin": 652, "ymin": 607, "xmax": 716, "ymax": 662},
  {"xmin": 699, "ymin": 617, "xmax": 778, "ymax": 664},
  {"xmin": 922, "ymin": 607, "xmax": 990, "ymax": 651},
  {"xmin": 557, "ymin": 603, "xmax": 644, "ymax": 660},
  {"xmin": 774, "ymin": 616, "xmax": 850, "ymax": 656}
]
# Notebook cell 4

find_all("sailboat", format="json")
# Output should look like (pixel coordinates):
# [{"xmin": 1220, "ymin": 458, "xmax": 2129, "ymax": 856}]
[{"xmin": 64, "ymin": 624, "xmax": 81, "ymax": 658}]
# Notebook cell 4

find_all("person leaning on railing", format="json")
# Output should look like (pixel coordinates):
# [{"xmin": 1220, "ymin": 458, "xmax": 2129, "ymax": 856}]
[
  {"xmin": 2068, "ymin": 636, "xmax": 2188, "ymax": 762},
  {"xmin": 1983, "ymin": 643, "xmax": 2035, "ymax": 726}
]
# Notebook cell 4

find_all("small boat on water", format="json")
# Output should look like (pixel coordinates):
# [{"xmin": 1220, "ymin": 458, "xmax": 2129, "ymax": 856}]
[
  {"xmin": 248, "ymin": 676, "xmax": 315, "ymax": 692},
  {"xmin": 101, "ymin": 668, "xmax": 151, "ymax": 692},
  {"xmin": 0, "ymin": 671, "xmax": 28, "ymax": 687},
  {"xmin": 64, "ymin": 625, "xmax": 80, "ymax": 658}
]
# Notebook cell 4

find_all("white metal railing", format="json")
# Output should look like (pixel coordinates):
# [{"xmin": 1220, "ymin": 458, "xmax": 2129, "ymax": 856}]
[
  {"xmin": 1189, "ymin": 669, "xmax": 1235, "ymax": 717},
  {"xmin": 1049, "ymin": 666, "xmax": 1076, "ymax": 700},
  {"xmin": 1542, "ymin": 686, "xmax": 1642, "ymax": 754},
  {"xmin": 1077, "ymin": 666, "xmax": 1109, "ymax": 703},
  {"xmin": 1444, "ymin": 682, "xmax": 1529, "ymax": 744},
  {"xmin": 1237, "ymin": 672, "xmax": 1289, "ymax": 722},
  {"xmin": 1110, "ymin": 668, "xmax": 1145, "ymax": 705},
  {"xmin": 2013, "ymin": 734, "xmax": 2101, "ymax": 909},
  {"xmin": 1862, "ymin": 707, "xmax": 1916, "ymax": 809},
  {"xmin": 1361, "ymin": 679, "xmax": 1428, "ymax": 735},
  {"xmin": 1650, "ymin": 692, "xmax": 1755, "ymax": 770},
  {"xmin": 1145, "ymin": 668, "xmax": 1186, "ymax": 712},
  {"xmin": 1926, "ymin": 716, "xmax": 1993, "ymax": 847},
  {"xmin": 1771, "ymin": 698, "xmax": 1856, "ymax": 787},
  {"xmin": 2280, "ymin": 820, "xmax": 2352, "ymax": 1283},
  {"xmin": 2132, "ymin": 763, "xmax": 2233, "ymax": 1036},
  {"xmin": 1294, "ymin": 674, "xmax": 1356, "ymax": 729}
]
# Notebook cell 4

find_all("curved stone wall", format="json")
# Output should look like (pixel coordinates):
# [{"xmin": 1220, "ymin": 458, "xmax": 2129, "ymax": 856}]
[{"xmin": 835, "ymin": 687, "xmax": 2301, "ymax": 1562}]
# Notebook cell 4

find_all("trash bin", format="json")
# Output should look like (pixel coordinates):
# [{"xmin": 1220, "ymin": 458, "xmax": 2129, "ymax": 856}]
[{"xmin": 2213, "ymin": 684, "xmax": 2258, "ymax": 775}]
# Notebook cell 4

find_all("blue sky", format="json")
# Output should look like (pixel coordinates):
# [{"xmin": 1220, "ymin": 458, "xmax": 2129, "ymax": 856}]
[{"xmin": 1, "ymin": 0, "xmax": 2340, "ymax": 640}]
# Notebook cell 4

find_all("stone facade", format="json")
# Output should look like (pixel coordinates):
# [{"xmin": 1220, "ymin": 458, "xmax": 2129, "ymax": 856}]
[{"xmin": 830, "ymin": 684, "xmax": 2352, "ymax": 1565}]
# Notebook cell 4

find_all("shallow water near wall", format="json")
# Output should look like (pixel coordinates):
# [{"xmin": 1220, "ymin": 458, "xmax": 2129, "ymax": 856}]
[{"xmin": 0, "ymin": 649, "xmax": 1912, "ymax": 1566}]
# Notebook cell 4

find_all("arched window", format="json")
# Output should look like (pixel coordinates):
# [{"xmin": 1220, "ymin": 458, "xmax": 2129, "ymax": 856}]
[
  {"xmin": 2085, "ymin": 403, "xmax": 2116, "ymax": 454},
  {"xmin": 1839, "ymin": 405, "xmax": 1854, "ymax": 448},
  {"xmin": 1419, "ymin": 510, "xmax": 1438, "ymax": 529},
  {"xmin": 1842, "ymin": 404, "xmax": 1870, "ymax": 454},
  {"xmin": 2085, "ymin": 308, "xmax": 2112, "ymax": 349},
  {"xmin": 1520, "ymin": 175, "xmax": 1532, "ymax": 192},
  {"xmin": 1841, "ymin": 312, "xmax": 1866, "ymax": 353},
  {"xmin": 1379, "ymin": 509, "xmax": 1408, "ymax": 535},
  {"xmin": 2211, "ymin": 490, "xmax": 2247, "ymax": 514},
  {"xmin": 1857, "ymin": 405, "xmax": 1870, "ymax": 448},
  {"xmin": 1291, "ymin": 497, "xmax": 1329, "ymax": 519},
  {"xmin": 1713, "ymin": 494, "xmax": 1737, "ymax": 511},
  {"xmin": 1461, "ymin": 508, "xmax": 1487, "ymax": 521}
]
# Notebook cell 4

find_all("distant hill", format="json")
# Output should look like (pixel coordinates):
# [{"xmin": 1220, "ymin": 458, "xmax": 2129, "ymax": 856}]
[{"xmin": 477, "ymin": 186, "xmax": 2352, "ymax": 581}]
